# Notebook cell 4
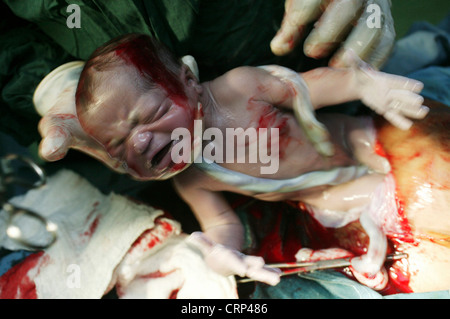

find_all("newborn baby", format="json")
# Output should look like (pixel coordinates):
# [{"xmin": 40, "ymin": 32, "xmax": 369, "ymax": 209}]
[{"xmin": 75, "ymin": 34, "xmax": 428, "ymax": 286}]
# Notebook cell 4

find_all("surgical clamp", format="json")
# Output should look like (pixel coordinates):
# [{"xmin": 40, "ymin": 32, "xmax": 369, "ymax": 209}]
[{"xmin": 1, "ymin": 154, "xmax": 57, "ymax": 250}]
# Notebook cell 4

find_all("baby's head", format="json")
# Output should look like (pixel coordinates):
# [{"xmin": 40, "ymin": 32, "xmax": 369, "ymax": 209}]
[{"xmin": 76, "ymin": 34, "xmax": 203, "ymax": 180}]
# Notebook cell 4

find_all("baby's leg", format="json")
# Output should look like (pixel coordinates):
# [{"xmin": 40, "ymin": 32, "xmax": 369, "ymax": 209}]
[
  {"xmin": 346, "ymin": 116, "xmax": 391, "ymax": 174},
  {"xmin": 301, "ymin": 172, "xmax": 386, "ymax": 214},
  {"xmin": 301, "ymin": 175, "xmax": 389, "ymax": 289}
]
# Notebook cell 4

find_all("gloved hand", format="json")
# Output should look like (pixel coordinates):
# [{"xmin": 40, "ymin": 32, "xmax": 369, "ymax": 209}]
[
  {"xmin": 33, "ymin": 61, "xmax": 127, "ymax": 173},
  {"xmin": 271, "ymin": 0, "xmax": 395, "ymax": 69},
  {"xmin": 186, "ymin": 232, "xmax": 281, "ymax": 286}
]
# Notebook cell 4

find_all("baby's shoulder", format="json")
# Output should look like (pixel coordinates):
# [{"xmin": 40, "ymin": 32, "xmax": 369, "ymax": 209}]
[
  {"xmin": 210, "ymin": 66, "xmax": 275, "ymax": 106},
  {"xmin": 218, "ymin": 66, "xmax": 271, "ymax": 87},
  {"xmin": 215, "ymin": 66, "xmax": 274, "ymax": 93}
]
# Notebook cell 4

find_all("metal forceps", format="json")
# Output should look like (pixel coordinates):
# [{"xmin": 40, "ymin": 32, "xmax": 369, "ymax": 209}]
[
  {"xmin": 1, "ymin": 154, "xmax": 57, "ymax": 250},
  {"xmin": 237, "ymin": 253, "xmax": 408, "ymax": 284}
]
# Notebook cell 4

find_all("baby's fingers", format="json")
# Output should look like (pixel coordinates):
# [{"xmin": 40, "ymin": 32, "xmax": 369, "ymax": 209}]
[
  {"xmin": 381, "ymin": 74, "xmax": 424, "ymax": 93},
  {"xmin": 187, "ymin": 232, "xmax": 248, "ymax": 277},
  {"xmin": 349, "ymin": 126, "xmax": 390, "ymax": 174},
  {"xmin": 354, "ymin": 146, "xmax": 391, "ymax": 174},
  {"xmin": 388, "ymin": 90, "xmax": 429, "ymax": 119},
  {"xmin": 383, "ymin": 110, "xmax": 414, "ymax": 131}
]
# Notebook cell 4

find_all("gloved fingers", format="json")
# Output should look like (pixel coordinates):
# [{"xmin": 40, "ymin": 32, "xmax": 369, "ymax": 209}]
[
  {"xmin": 245, "ymin": 264, "xmax": 281, "ymax": 287},
  {"xmin": 206, "ymin": 246, "xmax": 249, "ymax": 277},
  {"xmin": 365, "ymin": 0, "xmax": 395, "ymax": 68},
  {"xmin": 329, "ymin": 0, "xmax": 395, "ymax": 69},
  {"xmin": 271, "ymin": 22, "xmax": 307, "ymax": 57},
  {"xmin": 330, "ymin": 46, "xmax": 370, "ymax": 71},
  {"xmin": 383, "ymin": 109, "xmax": 414, "ymax": 131},
  {"xmin": 365, "ymin": 20, "xmax": 395, "ymax": 68},
  {"xmin": 242, "ymin": 255, "xmax": 281, "ymax": 286},
  {"xmin": 38, "ymin": 116, "xmax": 73, "ymax": 161},
  {"xmin": 271, "ymin": 0, "xmax": 323, "ymax": 56},
  {"xmin": 304, "ymin": 0, "xmax": 365, "ymax": 59},
  {"xmin": 329, "ymin": 7, "xmax": 384, "ymax": 68},
  {"xmin": 365, "ymin": 36, "xmax": 394, "ymax": 70},
  {"xmin": 39, "ymin": 131, "xmax": 71, "ymax": 162}
]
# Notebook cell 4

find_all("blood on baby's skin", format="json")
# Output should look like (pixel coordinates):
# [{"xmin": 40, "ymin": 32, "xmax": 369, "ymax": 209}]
[
  {"xmin": 170, "ymin": 161, "xmax": 189, "ymax": 173},
  {"xmin": 114, "ymin": 36, "xmax": 188, "ymax": 110},
  {"xmin": 53, "ymin": 114, "xmax": 77, "ymax": 121},
  {"xmin": 247, "ymin": 97, "xmax": 293, "ymax": 159}
]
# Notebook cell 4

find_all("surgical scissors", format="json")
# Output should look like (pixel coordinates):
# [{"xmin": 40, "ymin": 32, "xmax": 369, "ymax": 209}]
[
  {"xmin": 1, "ymin": 154, "xmax": 57, "ymax": 250},
  {"xmin": 237, "ymin": 253, "xmax": 408, "ymax": 284}
]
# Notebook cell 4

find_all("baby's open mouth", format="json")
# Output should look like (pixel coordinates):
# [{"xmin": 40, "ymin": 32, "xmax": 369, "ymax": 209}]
[{"xmin": 150, "ymin": 141, "xmax": 174, "ymax": 168}]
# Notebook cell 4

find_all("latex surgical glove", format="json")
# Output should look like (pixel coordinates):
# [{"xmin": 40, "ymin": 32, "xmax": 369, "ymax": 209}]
[
  {"xmin": 33, "ymin": 62, "xmax": 127, "ymax": 173},
  {"xmin": 271, "ymin": 0, "xmax": 395, "ymax": 69},
  {"xmin": 344, "ymin": 49, "xmax": 429, "ymax": 131},
  {"xmin": 186, "ymin": 232, "xmax": 281, "ymax": 286}
]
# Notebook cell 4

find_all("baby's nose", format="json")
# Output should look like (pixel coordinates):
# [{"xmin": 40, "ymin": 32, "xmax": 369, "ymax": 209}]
[{"xmin": 132, "ymin": 131, "xmax": 152, "ymax": 154}]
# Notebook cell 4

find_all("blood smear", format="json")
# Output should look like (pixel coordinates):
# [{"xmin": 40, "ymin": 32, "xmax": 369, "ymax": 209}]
[
  {"xmin": 0, "ymin": 251, "xmax": 46, "ymax": 299},
  {"xmin": 114, "ymin": 36, "xmax": 188, "ymax": 109}
]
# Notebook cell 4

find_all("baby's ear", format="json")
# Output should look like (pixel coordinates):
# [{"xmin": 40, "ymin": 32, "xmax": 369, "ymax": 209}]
[
  {"xmin": 180, "ymin": 57, "xmax": 202, "ymax": 94},
  {"xmin": 181, "ymin": 55, "xmax": 199, "ymax": 79}
]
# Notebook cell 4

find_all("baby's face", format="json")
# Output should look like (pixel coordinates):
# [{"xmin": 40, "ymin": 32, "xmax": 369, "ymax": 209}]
[{"xmin": 81, "ymin": 72, "xmax": 199, "ymax": 180}]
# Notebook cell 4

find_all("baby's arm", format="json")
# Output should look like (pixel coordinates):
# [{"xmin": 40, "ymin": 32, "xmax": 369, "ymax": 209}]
[
  {"xmin": 172, "ymin": 173, "xmax": 280, "ymax": 286},
  {"xmin": 301, "ymin": 51, "xmax": 429, "ymax": 130},
  {"xmin": 249, "ymin": 52, "xmax": 429, "ymax": 131},
  {"xmin": 175, "ymin": 180, "xmax": 244, "ymax": 250}
]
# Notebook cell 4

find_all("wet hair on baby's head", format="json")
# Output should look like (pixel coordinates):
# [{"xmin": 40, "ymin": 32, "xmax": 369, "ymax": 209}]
[{"xmin": 76, "ymin": 33, "xmax": 186, "ymax": 116}]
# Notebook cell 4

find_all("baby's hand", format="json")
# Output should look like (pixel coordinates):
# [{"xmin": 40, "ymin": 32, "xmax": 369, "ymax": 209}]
[
  {"xmin": 186, "ymin": 232, "xmax": 281, "ymax": 286},
  {"xmin": 343, "ymin": 50, "xmax": 429, "ymax": 130},
  {"xmin": 38, "ymin": 107, "xmax": 127, "ymax": 173}
]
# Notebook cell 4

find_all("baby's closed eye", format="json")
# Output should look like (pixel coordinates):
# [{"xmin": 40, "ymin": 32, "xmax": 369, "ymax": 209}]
[{"xmin": 106, "ymin": 139, "xmax": 127, "ymax": 160}]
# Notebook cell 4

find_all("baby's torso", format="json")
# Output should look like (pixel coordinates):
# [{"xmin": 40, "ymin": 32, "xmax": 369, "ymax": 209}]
[
  {"xmin": 201, "ymin": 84, "xmax": 360, "ymax": 181},
  {"xmin": 185, "ymin": 84, "xmax": 373, "ymax": 202}
]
